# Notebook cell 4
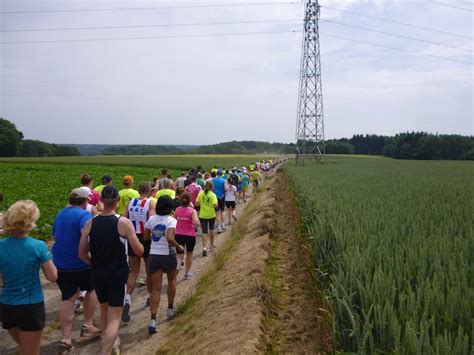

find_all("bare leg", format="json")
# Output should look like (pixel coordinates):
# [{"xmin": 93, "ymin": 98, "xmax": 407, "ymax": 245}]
[
  {"xmin": 150, "ymin": 271, "xmax": 163, "ymax": 315},
  {"xmin": 227, "ymin": 208, "xmax": 232, "ymax": 225},
  {"xmin": 126, "ymin": 256, "xmax": 140, "ymax": 300},
  {"xmin": 101, "ymin": 306, "xmax": 122, "ymax": 355},
  {"xmin": 166, "ymin": 270, "xmax": 177, "ymax": 306},
  {"xmin": 177, "ymin": 252, "xmax": 185, "ymax": 270},
  {"xmin": 144, "ymin": 258, "xmax": 152, "ymax": 295},
  {"xmin": 83, "ymin": 290, "xmax": 98, "ymax": 326},
  {"xmin": 209, "ymin": 228, "xmax": 215, "ymax": 246},
  {"xmin": 201, "ymin": 232, "xmax": 208, "ymax": 250},
  {"xmin": 7, "ymin": 327, "xmax": 20, "ymax": 344},
  {"xmin": 18, "ymin": 330, "xmax": 42, "ymax": 355},
  {"xmin": 59, "ymin": 292, "xmax": 78, "ymax": 341},
  {"xmin": 99, "ymin": 303, "xmax": 108, "ymax": 332},
  {"xmin": 184, "ymin": 251, "xmax": 193, "ymax": 274}
]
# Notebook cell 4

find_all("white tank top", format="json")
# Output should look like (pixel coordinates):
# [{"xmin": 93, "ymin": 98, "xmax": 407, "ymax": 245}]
[{"xmin": 128, "ymin": 198, "xmax": 151, "ymax": 234}]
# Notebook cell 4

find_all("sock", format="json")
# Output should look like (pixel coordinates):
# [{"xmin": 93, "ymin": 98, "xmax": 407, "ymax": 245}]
[
  {"xmin": 124, "ymin": 294, "xmax": 131, "ymax": 305},
  {"xmin": 168, "ymin": 304, "xmax": 174, "ymax": 309}
]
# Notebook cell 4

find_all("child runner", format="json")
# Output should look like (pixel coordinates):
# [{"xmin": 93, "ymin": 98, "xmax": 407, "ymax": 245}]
[
  {"xmin": 0, "ymin": 200, "xmax": 58, "ymax": 355},
  {"xmin": 224, "ymin": 177, "xmax": 238, "ymax": 226},
  {"xmin": 175, "ymin": 192, "xmax": 201, "ymax": 280},
  {"xmin": 195, "ymin": 180, "xmax": 218, "ymax": 256},
  {"xmin": 144, "ymin": 196, "xmax": 184, "ymax": 334},
  {"xmin": 122, "ymin": 182, "xmax": 156, "ymax": 322}
]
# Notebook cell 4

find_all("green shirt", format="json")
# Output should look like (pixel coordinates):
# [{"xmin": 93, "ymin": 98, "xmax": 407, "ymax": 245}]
[
  {"xmin": 196, "ymin": 178, "xmax": 205, "ymax": 188},
  {"xmin": 155, "ymin": 189, "xmax": 176, "ymax": 200},
  {"xmin": 118, "ymin": 188, "xmax": 139, "ymax": 215},
  {"xmin": 196, "ymin": 191, "xmax": 217, "ymax": 219},
  {"xmin": 94, "ymin": 184, "xmax": 105, "ymax": 193}
]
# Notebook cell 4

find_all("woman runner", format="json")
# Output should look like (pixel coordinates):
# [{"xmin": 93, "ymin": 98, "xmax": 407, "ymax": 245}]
[
  {"xmin": 224, "ymin": 177, "xmax": 238, "ymax": 226},
  {"xmin": 195, "ymin": 180, "xmax": 218, "ymax": 257}
]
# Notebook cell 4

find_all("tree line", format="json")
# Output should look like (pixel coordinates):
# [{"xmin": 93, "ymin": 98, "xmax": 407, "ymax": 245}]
[{"xmin": 0, "ymin": 118, "xmax": 80, "ymax": 157}]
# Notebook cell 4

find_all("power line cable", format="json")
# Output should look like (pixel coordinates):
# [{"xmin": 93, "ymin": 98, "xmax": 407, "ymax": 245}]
[
  {"xmin": 320, "ymin": 32, "xmax": 473, "ymax": 65},
  {"xmin": 0, "ymin": 19, "xmax": 303, "ymax": 33},
  {"xmin": 0, "ymin": 2, "xmax": 300, "ymax": 14},
  {"xmin": 429, "ymin": 1, "xmax": 474, "ymax": 12},
  {"xmin": 321, "ymin": 19, "xmax": 473, "ymax": 53},
  {"xmin": 457, "ymin": 1, "xmax": 473, "ymax": 5},
  {"xmin": 321, "ymin": 5, "xmax": 474, "ymax": 40},
  {"xmin": 0, "ymin": 28, "xmax": 471, "ymax": 65}
]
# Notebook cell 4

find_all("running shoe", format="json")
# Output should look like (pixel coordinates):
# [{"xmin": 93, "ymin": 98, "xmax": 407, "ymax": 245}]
[
  {"xmin": 122, "ymin": 303, "xmax": 131, "ymax": 323},
  {"xmin": 184, "ymin": 272, "xmax": 193, "ymax": 280},
  {"xmin": 57, "ymin": 339, "xmax": 74, "ymax": 353},
  {"xmin": 217, "ymin": 226, "xmax": 222, "ymax": 234},
  {"xmin": 74, "ymin": 300, "xmax": 83, "ymax": 314},
  {"xmin": 78, "ymin": 291, "xmax": 86, "ymax": 302},
  {"xmin": 167, "ymin": 308, "xmax": 176, "ymax": 319},
  {"xmin": 148, "ymin": 319, "xmax": 157, "ymax": 334},
  {"xmin": 80, "ymin": 324, "xmax": 102, "ymax": 338},
  {"xmin": 202, "ymin": 249, "xmax": 207, "ymax": 257},
  {"xmin": 112, "ymin": 336, "xmax": 121, "ymax": 355}
]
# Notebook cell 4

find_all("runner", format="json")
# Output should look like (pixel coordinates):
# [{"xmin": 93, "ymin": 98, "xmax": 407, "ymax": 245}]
[
  {"xmin": 144, "ymin": 196, "xmax": 184, "ymax": 334},
  {"xmin": 224, "ymin": 177, "xmax": 238, "ymax": 226},
  {"xmin": 157, "ymin": 169, "xmax": 173, "ymax": 190},
  {"xmin": 93, "ymin": 175, "xmax": 112, "ymax": 194},
  {"xmin": 185, "ymin": 175, "xmax": 202, "ymax": 207},
  {"xmin": 155, "ymin": 179, "xmax": 176, "ymax": 199},
  {"xmin": 52, "ymin": 188, "xmax": 101, "ymax": 352},
  {"xmin": 175, "ymin": 192, "xmax": 201, "ymax": 280},
  {"xmin": 78, "ymin": 185, "xmax": 144, "ymax": 355},
  {"xmin": 122, "ymin": 182, "xmax": 156, "ymax": 323},
  {"xmin": 196, "ymin": 172, "xmax": 205, "ymax": 189},
  {"xmin": 175, "ymin": 172, "xmax": 187, "ymax": 188},
  {"xmin": 0, "ymin": 200, "xmax": 58, "ymax": 355},
  {"xmin": 251, "ymin": 168, "xmax": 262, "ymax": 190},
  {"xmin": 117, "ymin": 175, "xmax": 139, "ymax": 215},
  {"xmin": 80, "ymin": 174, "xmax": 103, "ymax": 212},
  {"xmin": 195, "ymin": 181, "xmax": 218, "ymax": 256},
  {"xmin": 212, "ymin": 170, "xmax": 226, "ymax": 233},
  {"xmin": 241, "ymin": 170, "xmax": 250, "ymax": 203}
]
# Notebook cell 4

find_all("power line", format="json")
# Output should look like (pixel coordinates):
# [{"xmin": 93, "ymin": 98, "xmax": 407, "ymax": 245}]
[
  {"xmin": 0, "ymin": 29, "xmax": 301, "ymax": 44},
  {"xmin": 0, "ymin": 2, "xmax": 300, "ymax": 14},
  {"xmin": 0, "ymin": 19, "xmax": 303, "ymax": 33},
  {"xmin": 457, "ymin": 1, "xmax": 473, "ymax": 5},
  {"xmin": 321, "ymin": 5, "xmax": 474, "ymax": 40},
  {"xmin": 320, "ymin": 32, "xmax": 473, "ymax": 65},
  {"xmin": 0, "ymin": 28, "xmax": 470, "ymax": 65},
  {"xmin": 429, "ymin": 1, "xmax": 474, "ymax": 12},
  {"xmin": 321, "ymin": 19, "xmax": 474, "ymax": 53}
]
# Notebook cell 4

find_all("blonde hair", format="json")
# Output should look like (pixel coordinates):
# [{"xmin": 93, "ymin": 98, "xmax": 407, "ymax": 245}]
[{"xmin": 3, "ymin": 200, "xmax": 40, "ymax": 236}]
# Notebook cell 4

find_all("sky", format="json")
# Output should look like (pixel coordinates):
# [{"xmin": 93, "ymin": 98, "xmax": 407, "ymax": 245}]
[{"xmin": 0, "ymin": 0, "xmax": 473, "ymax": 145}]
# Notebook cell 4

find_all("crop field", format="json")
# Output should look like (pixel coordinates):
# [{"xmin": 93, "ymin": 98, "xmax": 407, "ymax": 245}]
[
  {"xmin": 0, "ymin": 155, "xmax": 273, "ymax": 240},
  {"xmin": 285, "ymin": 156, "xmax": 473, "ymax": 353},
  {"xmin": 0, "ymin": 154, "xmax": 274, "ymax": 171}
]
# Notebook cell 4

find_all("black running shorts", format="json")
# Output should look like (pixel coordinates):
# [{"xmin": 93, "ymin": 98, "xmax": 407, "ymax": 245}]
[
  {"xmin": 225, "ymin": 201, "xmax": 236, "ymax": 209},
  {"xmin": 1, "ymin": 302, "xmax": 45, "ymax": 331},
  {"xmin": 175, "ymin": 234, "xmax": 197, "ymax": 253},
  {"xmin": 57, "ymin": 268, "xmax": 94, "ymax": 301},
  {"xmin": 92, "ymin": 267, "xmax": 128, "ymax": 307},
  {"xmin": 128, "ymin": 234, "xmax": 151, "ymax": 258},
  {"xmin": 200, "ymin": 217, "xmax": 216, "ymax": 234},
  {"xmin": 217, "ymin": 197, "xmax": 226, "ymax": 211},
  {"xmin": 148, "ymin": 254, "xmax": 177, "ymax": 274}
]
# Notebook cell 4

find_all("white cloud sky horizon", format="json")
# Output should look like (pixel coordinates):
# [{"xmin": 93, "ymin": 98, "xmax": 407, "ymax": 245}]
[{"xmin": 0, "ymin": 0, "xmax": 472, "ymax": 145}]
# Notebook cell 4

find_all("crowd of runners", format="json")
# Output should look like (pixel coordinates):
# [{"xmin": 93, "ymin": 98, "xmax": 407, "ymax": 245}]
[{"xmin": 0, "ymin": 158, "xmax": 285, "ymax": 355}]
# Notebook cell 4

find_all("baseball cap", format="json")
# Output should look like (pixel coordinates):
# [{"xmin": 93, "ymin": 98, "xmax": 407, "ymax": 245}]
[
  {"xmin": 102, "ymin": 185, "xmax": 119, "ymax": 200},
  {"xmin": 101, "ymin": 175, "xmax": 112, "ymax": 184},
  {"xmin": 123, "ymin": 175, "xmax": 134, "ymax": 184},
  {"xmin": 70, "ymin": 187, "xmax": 90, "ymax": 199}
]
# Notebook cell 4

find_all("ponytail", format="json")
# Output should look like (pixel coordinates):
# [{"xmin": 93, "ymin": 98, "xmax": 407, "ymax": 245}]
[{"xmin": 204, "ymin": 180, "xmax": 213, "ymax": 194}]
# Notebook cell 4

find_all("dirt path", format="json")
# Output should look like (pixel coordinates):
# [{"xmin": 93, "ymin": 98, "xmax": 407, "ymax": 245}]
[
  {"xmin": 0, "ymin": 189, "xmax": 257, "ymax": 355},
  {"xmin": 155, "ymin": 172, "xmax": 332, "ymax": 354}
]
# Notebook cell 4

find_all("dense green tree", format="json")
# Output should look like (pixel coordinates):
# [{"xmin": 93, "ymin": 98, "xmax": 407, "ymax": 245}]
[{"xmin": 0, "ymin": 118, "xmax": 24, "ymax": 157}]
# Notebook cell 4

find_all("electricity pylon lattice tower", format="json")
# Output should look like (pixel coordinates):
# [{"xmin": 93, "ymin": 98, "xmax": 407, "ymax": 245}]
[{"xmin": 295, "ymin": 0, "xmax": 325, "ymax": 166}]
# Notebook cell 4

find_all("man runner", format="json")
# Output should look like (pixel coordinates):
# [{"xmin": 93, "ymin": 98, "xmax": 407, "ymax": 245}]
[
  {"xmin": 117, "ymin": 176, "xmax": 139, "ymax": 215},
  {"xmin": 79, "ymin": 185, "xmax": 144, "ymax": 355}
]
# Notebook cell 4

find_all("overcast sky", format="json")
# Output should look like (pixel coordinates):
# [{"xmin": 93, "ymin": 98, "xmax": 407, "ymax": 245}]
[{"xmin": 0, "ymin": 0, "xmax": 472, "ymax": 145}]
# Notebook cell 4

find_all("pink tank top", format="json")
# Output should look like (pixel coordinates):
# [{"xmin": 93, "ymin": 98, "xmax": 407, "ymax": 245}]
[{"xmin": 175, "ymin": 207, "xmax": 196, "ymax": 237}]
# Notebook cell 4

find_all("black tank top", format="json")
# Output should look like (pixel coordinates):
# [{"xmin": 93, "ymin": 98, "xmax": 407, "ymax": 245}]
[{"xmin": 89, "ymin": 214, "xmax": 128, "ymax": 271}]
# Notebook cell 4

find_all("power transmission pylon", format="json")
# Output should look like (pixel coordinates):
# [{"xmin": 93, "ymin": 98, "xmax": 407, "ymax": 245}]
[{"xmin": 295, "ymin": 0, "xmax": 325, "ymax": 166}]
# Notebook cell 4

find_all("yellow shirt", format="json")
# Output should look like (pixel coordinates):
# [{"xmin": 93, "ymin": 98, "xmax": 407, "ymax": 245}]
[
  {"xmin": 155, "ymin": 189, "xmax": 176, "ymax": 200},
  {"xmin": 251, "ymin": 171, "xmax": 261, "ymax": 181},
  {"xmin": 118, "ymin": 188, "xmax": 139, "ymax": 215},
  {"xmin": 196, "ymin": 191, "xmax": 217, "ymax": 219}
]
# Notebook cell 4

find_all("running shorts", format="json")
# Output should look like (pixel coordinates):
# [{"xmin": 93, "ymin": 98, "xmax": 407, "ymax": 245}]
[
  {"xmin": 200, "ymin": 217, "xmax": 216, "ymax": 234},
  {"xmin": 175, "ymin": 234, "xmax": 197, "ymax": 253},
  {"xmin": 225, "ymin": 201, "xmax": 236, "ymax": 209},
  {"xmin": 1, "ymin": 302, "xmax": 45, "ymax": 331},
  {"xmin": 217, "ymin": 197, "xmax": 226, "ymax": 211},
  {"xmin": 92, "ymin": 267, "xmax": 128, "ymax": 307},
  {"xmin": 128, "ymin": 234, "xmax": 151, "ymax": 258},
  {"xmin": 57, "ymin": 267, "xmax": 94, "ymax": 301},
  {"xmin": 148, "ymin": 254, "xmax": 177, "ymax": 274}
]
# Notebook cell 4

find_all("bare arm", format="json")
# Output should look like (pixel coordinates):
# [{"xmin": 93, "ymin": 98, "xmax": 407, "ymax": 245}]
[
  {"xmin": 165, "ymin": 228, "xmax": 183, "ymax": 252},
  {"xmin": 41, "ymin": 260, "xmax": 57, "ymax": 282},
  {"xmin": 143, "ymin": 228, "xmax": 151, "ymax": 241},
  {"xmin": 192, "ymin": 209, "xmax": 200, "ymax": 227},
  {"xmin": 78, "ymin": 219, "xmax": 92, "ymax": 265},
  {"xmin": 149, "ymin": 200, "xmax": 156, "ymax": 216},
  {"xmin": 119, "ymin": 218, "xmax": 144, "ymax": 257}
]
